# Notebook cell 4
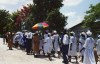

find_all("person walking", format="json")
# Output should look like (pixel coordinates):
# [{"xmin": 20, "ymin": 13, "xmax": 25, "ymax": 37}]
[
  {"xmin": 25, "ymin": 31, "xmax": 33, "ymax": 55},
  {"xmin": 43, "ymin": 31, "xmax": 49, "ymax": 55},
  {"xmin": 80, "ymin": 30, "xmax": 96, "ymax": 64},
  {"xmin": 95, "ymin": 35, "xmax": 100, "ymax": 63},
  {"xmin": 7, "ymin": 32, "xmax": 13, "ymax": 50},
  {"xmin": 32, "ymin": 32, "xmax": 40, "ymax": 57},
  {"xmin": 53, "ymin": 30, "xmax": 61, "ymax": 58},
  {"xmin": 79, "ymin": 32, "xmax": 86, "ymax": 62},
  {"xmin": 44, "ymin": 33, "xmax": 53, "ymax": 61},
  {"xmin": 68, "ymin": 32, "xmax": 78, "ymax": 63},
  {"xmin": 61, "ymin": 30, "xmax": 69, "ymax": 64},
  {"xmin": 96, "ymin": 35, "xmax": 100, "ymax": 56},
  {"xmin": 3, "ymin": 34, "xmax": 6, "ymax": 44}
]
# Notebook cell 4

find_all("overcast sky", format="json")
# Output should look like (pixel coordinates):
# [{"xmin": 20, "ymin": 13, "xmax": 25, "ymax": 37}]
[{"xmin": 0, "ymin": 0, "xmax": 100, "ymax": 29}]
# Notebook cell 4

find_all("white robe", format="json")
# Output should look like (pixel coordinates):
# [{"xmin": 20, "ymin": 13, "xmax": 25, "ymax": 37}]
[
  {"xmin": 68, "ymin": 36, "xmax": 77, "ymax": 56},
  {"xmin": 44, "ymin": 37, "xmax": 53, "ymax": 54},
  {"xmin": 44, "ymin": 34, "xmax": 48, "ymax": 42},
  {"xmin": 13, "ymin": 34, "xmax": 23, "ymax": 45},
  {"xmin": 53, "ymin": 34, "xmax": 60, "ymax": 52},
  {"xmin": 39, "ymin": 39, "xmax": 44, "ymax": 50},
  {"xmin": 83, "ymin": 37, "xmax": 96, "ymax": 64},
  {"xmin": 96, "ymin": 39, "xmax": 100, "ymax": 55},
  {"xmin": 79, "ymin": 36, "xmax": 85, "ymax": 55}
]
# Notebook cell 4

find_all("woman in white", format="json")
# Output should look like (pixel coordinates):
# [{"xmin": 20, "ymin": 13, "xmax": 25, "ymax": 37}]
[
  {"xmin": 80, "ymin": 31, "xmax": 96, "ymax": 64},
  {"xmin": 44, "ymin": 33, "xmax": 53, "ymax": 61},
  {"xmin": 96, "ymin": 35, "xmax": 100, "ymax": 56},
  {"xmin": 68, "ymin": 32, "xmax": 78, "ymax": 62},
  {"xmin": 53, "ymin": 31, "xmax": 60, "ymax": 58},
  {"xmin": 79, "ymin": 32, "xmax": 86, "ymax": 62}
]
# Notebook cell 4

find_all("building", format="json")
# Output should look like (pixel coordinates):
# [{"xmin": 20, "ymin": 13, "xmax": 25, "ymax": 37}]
[
  {"xmin": 68, "ymin": 21, "xmax": 100, "ymax": 38},
  {"xmin": 68, "ymin": 22, "xmax": 90, "ymax": 38}
]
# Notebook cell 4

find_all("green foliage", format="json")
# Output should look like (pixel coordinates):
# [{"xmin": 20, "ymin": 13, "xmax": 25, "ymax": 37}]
[
  {"xmin": 7, "ymin": 0, "xmax": 67, "ymax": 32},
  {"xmin": 0, "ymin": 9, "xmax": 11, "ymax": 34},
  {"xmin": 83, "ymin": 3, "xmax": 100, "ymax": 27},
  {"xmin": 47, "ymin": 9, "xmax": 67, "ymax": 32},
  {"xmin": 32, "ymin": 0, "xmax": 67, "ymax": 32},
  {"xmin": 83, "ymin": 3, "xmax": 100, "ymax": 36}
]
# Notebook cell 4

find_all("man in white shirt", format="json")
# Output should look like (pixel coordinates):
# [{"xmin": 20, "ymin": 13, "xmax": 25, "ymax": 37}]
[
  {"xmin": 25, "ymin": 31, "xmax": 33, "ymax": 55},
  {"xmin": 61, "ymin": 30, "xmax": 69, "ymax": 64}
]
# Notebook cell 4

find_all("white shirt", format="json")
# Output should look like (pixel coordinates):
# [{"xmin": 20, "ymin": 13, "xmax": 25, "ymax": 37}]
[
  {"xmin": 25, "ymin": 32, "xmax": 33, "ymax": 39},
  {"xmin": 63, "ymin": 34, "xmax": 69, "ymax": 45}
]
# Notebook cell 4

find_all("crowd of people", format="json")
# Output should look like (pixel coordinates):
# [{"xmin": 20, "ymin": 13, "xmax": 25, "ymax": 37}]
[{"xmin": 2, "ymin": 30, "xmax": 100, "ymax": 64}]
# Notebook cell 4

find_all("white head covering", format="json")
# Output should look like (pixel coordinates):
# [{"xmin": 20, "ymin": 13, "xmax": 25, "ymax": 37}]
[
  {"xmin": 80, "ymin": 32, "xmax": 86, "ymax": 36},
  {"xmin": 98, "ymin": 35, "xmax": 100, "ymax": 38},
  {"xmin": 81, "ymin": 32, "xmax": 86, "ymax": 35},
  {"xmin": 53, "ymin": 30, "xmax": 57, "ymax": 34},
  {"xmin": 48, "ymin": 33, "xmax": 51, "ymax": 36},
  {"xmin": 70, "ymin": 31, "xmax": 75, "ymax": 36},
  {"xmin": 86, "ymin": 30, "xmax": 92, "ymax": 36}
]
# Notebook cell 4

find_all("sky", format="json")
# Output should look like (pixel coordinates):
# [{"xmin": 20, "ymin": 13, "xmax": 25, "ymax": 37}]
[{"xmin": 0, "ymin": 0, "xmax": 100, "ymax": 29}]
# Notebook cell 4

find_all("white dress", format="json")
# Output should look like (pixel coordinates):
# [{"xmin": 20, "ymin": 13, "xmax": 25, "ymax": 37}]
[
  {"xmin": 13, "ymin": 34, "xmax": 23, "ymax": 45},
  {"xmin": 53, "ymin": 34, "xmax": 60, "ymax": 52},
  {"xmin": 79, "ymin": 37, "xmax": 85, "ymax": 56},
  {"xmin": 83, "ymin": 37, "xmax": 96, "ymax": 64},
  {"xmin": 44, "ymin": 34, "xmax": 48, "ymax": 42},
  {"xmin": 68, "ymin": 36, "xmax": 77, "ymax": 56},
  {"xmin": 96, "ymin": 39, "xmax": 100, "ymax": 55},
  {"xmin": 44, "ymin": 37, "xmax": 53, "ymax": 54},
  {"xmin": 39, "ymin": 39, "xmax": 44, "ymax": 50}
]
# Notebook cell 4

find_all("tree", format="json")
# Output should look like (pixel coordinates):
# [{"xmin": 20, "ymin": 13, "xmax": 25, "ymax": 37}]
[
  {"xmin": 13, "ymin": 4, "xmax": 34, "ymax": 31},
  {"xmin": 47, "ymin": 9, "xmax": 67, "ymax": 32},
  {"xmin": 32, "ymin": 0, "xmax": 67, "ymax": 32},
  {"xmin": 83, "ymin": 3, "xmax": 100, "ymax": 35},
  {"xmin": 0, "ymin": 9, "xmax": 11, "ymax": 34},
  {"xmin": 13, "ymin": 0, "xmax": 67, "ymax": 32}
]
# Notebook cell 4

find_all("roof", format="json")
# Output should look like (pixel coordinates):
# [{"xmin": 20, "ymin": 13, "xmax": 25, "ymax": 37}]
[{"xmin": 69, "ymin": 22, "xmax": 83, "ymax": 30}]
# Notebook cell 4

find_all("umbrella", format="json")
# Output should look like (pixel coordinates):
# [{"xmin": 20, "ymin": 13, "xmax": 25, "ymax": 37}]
[
  {"xmin": 41, "ymin": 22, "xmax": 49, "ymax": 28},
  {"xmin": 32, "ymin": 22, "xmax": 49, "ymax": 30}
]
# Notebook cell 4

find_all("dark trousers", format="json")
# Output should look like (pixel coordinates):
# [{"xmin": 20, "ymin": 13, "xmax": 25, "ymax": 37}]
[
  {"xmin": 26, "ymin": 39, "xmax": 32, "ymax": 54},
  {"xmin": 61, "ymin": 44, "xmax": 69, "ymax": 64}
]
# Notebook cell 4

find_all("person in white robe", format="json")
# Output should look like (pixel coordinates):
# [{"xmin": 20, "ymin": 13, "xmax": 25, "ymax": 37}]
[
  {"xmin": 13, "ymin": 33, "xmax": 23, "ymax": 48},
  {"xmin": 79, "ymin": 32, "xmax": 86, "ymax": 62},
  {"xmin": 96, "ymin": 35, "xmax": 100, "ymax": 56},
  {"xmin": 44, "ymin": 31, "xmax": 48, "ymax": 43},
  {"xmin": 80, "ymin": 30, "xmax": 96, "ymax": 64},
  {"xmin": 53, "ymin": 30, "xmax": 60, "ymax": 58},
  {"xmin": 68, "ymin": 32, "xmax": 78, "ymax": 62},
  {"xmin": 39, "ymin": 33, "xmax": 44, "ymax": 54},
  {"xmin": 43, "ymin": 31, "xmax": 48, "ymax": 54},
  {"xmin": 43, "ymin": 33, "xmax": 53, "ymax": 61}
]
